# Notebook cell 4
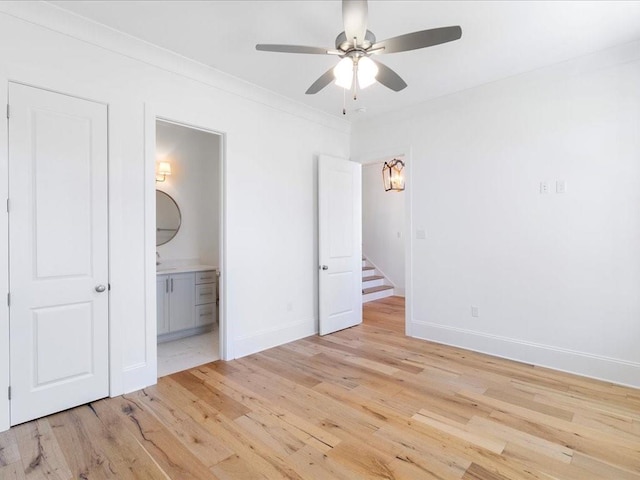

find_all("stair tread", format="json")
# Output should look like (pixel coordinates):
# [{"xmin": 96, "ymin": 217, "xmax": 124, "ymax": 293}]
[
  {"xmin": 363, "ymin": 275, "xmax": 384, "ymax": 282},
  {"xmin": 363, "ymin": 266, "xmax": 375, "ymax": 271},
  {"xmin": 362, "ymin": 285, "xmax": 394, "ymax": 294}
]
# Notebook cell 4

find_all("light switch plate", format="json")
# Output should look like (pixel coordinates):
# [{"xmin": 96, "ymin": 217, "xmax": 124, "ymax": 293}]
[{"xmin": 416, "ymin": 229, "xmax": 426, "ymax": 240}]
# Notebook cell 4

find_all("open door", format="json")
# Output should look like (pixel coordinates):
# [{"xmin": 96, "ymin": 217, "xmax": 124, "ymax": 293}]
[{"xmin": 318, "ymin": 155, "xmax": 362, "ymax": 335}]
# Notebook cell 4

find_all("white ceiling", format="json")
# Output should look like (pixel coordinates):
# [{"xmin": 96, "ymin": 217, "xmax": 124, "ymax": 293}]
[{"xmin": 50, "ymin": 1, "xmax": 640, "ymax": 120}]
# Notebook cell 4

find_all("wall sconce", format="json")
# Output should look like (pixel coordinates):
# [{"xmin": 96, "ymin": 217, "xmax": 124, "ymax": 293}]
[
  {"xmin": 156, "ymin": 161, "xmax": 172, "ymax": 182},
  {"xmin": 382, "ymin": 159, "xmax": 405, "ymax": 192}
]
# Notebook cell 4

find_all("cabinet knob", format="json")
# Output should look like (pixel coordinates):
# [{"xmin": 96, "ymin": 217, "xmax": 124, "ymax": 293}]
[
  {"xmin": 95, "ymin": 285, "xmax": 106, "ymax": 293},
  {"xmin": 320, "ymin": 265, "xmax": 328, "ymax": 271}
]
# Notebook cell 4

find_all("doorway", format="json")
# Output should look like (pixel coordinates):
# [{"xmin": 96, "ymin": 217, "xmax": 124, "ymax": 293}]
[
  {"xmin": 361, "ymin": 157, "xmax": 406, "ymax": 304},
  {"xmin": 154, "ymin": 119, "xmax": 223, "ymax": 377}
]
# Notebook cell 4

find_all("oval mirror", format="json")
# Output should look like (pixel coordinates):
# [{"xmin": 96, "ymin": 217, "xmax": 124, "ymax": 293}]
[{"xmin": 156, "ymin": 190, "xmax": 181, "ymax": 246}]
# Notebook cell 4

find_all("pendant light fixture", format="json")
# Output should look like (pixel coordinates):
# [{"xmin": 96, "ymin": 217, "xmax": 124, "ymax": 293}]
[{"xmin": 382, "ymin": 159, "xmax": 405, "ymax": 192}]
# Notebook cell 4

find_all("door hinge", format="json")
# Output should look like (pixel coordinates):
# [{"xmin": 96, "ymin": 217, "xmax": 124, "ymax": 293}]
[
  {"xmin": 6, "ymin": 198, "xmax": 9, "ymax": 213},
  {"xmin": 6, "ymin": 104, "xmax": 9, "ymax": 119},
  {"xmin": 108, "ymin": 283, "xmax": 111, "ymax": 291},
  {"xmin": 6, "ymin": 293, "xmax": 9, "ymax": 307},
  {"xmin": 7, "ymin": 386, "xmax": 10, "ymax": 400}
]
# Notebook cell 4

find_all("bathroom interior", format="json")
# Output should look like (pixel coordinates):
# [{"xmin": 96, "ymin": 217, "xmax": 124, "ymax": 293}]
[{"xmin": 155, "ymin": 119, "xmax": 222, "ymax": 377}]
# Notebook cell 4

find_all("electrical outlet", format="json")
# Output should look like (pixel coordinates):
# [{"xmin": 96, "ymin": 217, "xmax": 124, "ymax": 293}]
[
  {"xmin": 539, "ymin": 181, "xmax": 550, "ymax": 194},
  {"xmin": 471, "ymin": 306, "xmax": 479, "ymax": 318},
  {"xmin": 286, "ymin": 302, "xmax": 293, "ymax": 312},
  {"xmin": 556, "ymin": 180, "xmax": 566, "ymax": 194}
]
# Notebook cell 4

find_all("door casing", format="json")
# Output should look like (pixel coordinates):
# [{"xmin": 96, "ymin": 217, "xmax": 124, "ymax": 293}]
[{"xmin": 145, "ymin": 105, "xmax": 229, "ymax": 368}]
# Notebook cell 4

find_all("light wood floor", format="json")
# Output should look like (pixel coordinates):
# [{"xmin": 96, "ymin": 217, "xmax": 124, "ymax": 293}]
[{"xmin": 1, "ymin": 296, "xmax": 639, "ymax": 479}]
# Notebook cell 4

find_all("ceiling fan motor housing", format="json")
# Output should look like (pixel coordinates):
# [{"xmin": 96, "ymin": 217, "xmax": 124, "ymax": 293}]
[{"xmin": 335, "ymin": 30, "xmax": 376, "ymax": 52}]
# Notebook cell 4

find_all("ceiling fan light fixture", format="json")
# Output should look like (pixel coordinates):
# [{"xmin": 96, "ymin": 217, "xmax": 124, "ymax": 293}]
[
  {"xmin": 357, "ymin": 56, "xmax": 378, "ymax": 89},
  {"xmin": 333, "ymin": 57, "xmax": 354, "ymax": 89}
]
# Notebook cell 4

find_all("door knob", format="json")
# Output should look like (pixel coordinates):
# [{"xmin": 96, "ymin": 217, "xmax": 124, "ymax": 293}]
[
  {"xmin": 321, "ymin": 265, "xmax": 328, "ymax": 270},
  {"xmin": 95, "ymin": 285, "xmax": 106, "ymax": 293}
]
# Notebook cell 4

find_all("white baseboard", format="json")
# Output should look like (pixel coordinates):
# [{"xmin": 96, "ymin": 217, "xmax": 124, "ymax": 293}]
[
  {"xmin": 233, "ymin": 319, "xmax": 316, "ymax": 359},
  {"xmin": 411, "ymin": 320, "xmax": 640, "ymax": 389}
]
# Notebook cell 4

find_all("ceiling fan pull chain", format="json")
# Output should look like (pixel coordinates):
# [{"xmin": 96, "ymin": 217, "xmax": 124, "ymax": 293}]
[
  {"xmin": 353, "ymin": 61, "xmax": 358, "ymax": 101},
  {"xmin": 342, "ymin": 87, "xmax": 346, "ymax": 115}
]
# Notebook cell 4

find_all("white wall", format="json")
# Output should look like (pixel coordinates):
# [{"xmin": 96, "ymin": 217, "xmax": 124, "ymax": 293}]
[
  {"xmin": 352, "ymin": 41, "xmax": 640, "ymax": 388},
  {"xmin": 0, "ymin": 3, "xmax": 349, "ymax": 431},
  {"xmin": 155, "ymin": 121, "xmax": 220, "ymax": 266},
  {"xmin": 362, "ymin": 161, "xmax": 405, "ymax": 292}
]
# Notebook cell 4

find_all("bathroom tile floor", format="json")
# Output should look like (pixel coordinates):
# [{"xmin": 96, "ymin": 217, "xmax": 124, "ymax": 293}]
[{"xmin": 157, "ymin": 328, "xmax": 219, "ymax": 377}]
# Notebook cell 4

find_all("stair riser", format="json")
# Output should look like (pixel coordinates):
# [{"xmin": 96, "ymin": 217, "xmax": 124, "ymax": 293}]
[
  {"xmin": 362, "ymin": 269, "xmax": 376, "ymax": 278},
  {"xmin": 363, "ymin": 288, "xmax": 395, "ymax": 303},
  {"xmin": 362, "ymin": 278, "xmax": 384, "ymax": 288}
]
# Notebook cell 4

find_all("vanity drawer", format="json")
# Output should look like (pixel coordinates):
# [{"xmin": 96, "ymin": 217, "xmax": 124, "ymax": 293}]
[
  {"xmin": 196, "ymin": 303, "xmax": 215, "ymax": 326},
  {"xmin": 195, "ymin": 283, "xmax": 215, "ymax": 305},
  {"xmin": 196, "ymin": 270, "xmax": 216, "ymax": 284}
]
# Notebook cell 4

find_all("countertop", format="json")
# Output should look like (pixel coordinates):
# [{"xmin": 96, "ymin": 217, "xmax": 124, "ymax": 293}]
[{"xmin": 156, "ymin": 264, "xmax": 217, "ymax": 275}]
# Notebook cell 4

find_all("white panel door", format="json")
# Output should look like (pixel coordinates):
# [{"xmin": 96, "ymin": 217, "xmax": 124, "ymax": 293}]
[
  {"xmin": 8, "ymin": 83, "xmax": 109, "ymax": 425},
  {"xmin": 318, "ymin": 155, "xmax": 362, "ymax": 335}
]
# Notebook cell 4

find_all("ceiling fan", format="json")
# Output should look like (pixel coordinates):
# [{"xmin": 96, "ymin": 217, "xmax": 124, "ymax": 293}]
[{"xmin": 256, "ymin": 0, "xmax": 462, "ymax": 99}]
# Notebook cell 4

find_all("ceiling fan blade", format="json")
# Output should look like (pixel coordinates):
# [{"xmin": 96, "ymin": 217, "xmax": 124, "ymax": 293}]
[
  {"xmin": 372, "ymin": 26, "xmax": 462, "ymax": 54},
  {"xmin": 305, "ymin": 68, "xmax": 336, "ymax": 94},
  {"xmin": 371, "ymin": 60, "xmax": 407, "ymax": 92},
  {"xmin": 256, "ymin": 44, "xmax": 339, "ymax": 55},
  {"xmin": 342, "ymin": 0, "xmax": 368, "ymax": 46}
]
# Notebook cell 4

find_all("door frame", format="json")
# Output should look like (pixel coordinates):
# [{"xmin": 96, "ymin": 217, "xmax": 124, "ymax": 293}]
[
  {"xmin": 353, "ymin": 145, "xmax": 413, "ymax": 336},
  {"xmin": 0, "ymin": 80, "xmax": 112, "ymax": 431},
  {"xmin": 144, "ymin": 104, "xmax": 230, "ymax": 369},
  {"xmin": 0, "ymin": 79, "xmax": 10, "ymax": 431}
]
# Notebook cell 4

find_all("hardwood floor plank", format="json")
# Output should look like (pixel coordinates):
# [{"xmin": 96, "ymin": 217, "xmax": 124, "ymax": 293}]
[
  {"xmin": 570, "ymin": 452, "xmax": 640, "ymax": 480},
  {"xmin": 86, "ymin": 400, "xmax": 170, "ymax": 480},
  {"xmin": 102, "ymin": 396, "xmax": 219, "ymax": 480},
  {"xmin": 466, "ymin": 415, "xmax": 573, "ymax": 463},
  {"xmin": 326, "ymin": 441, "xmax": 396, "ymax": 480},
  {"xmin": 170, "ymin": 370, "xmax": 251, "ymax": 420},
  {"xmin": 412, "ymin": 410, "xmax": 507, "ymax": 455},
  {"xmin": 47, "ymin": 408, "xmax": 119, "ymax": 480},
  {"xmin": 0, "ymin": 462, "xmax": 27, "ymax": 480},
  {"xmin": 128, "ymin": 387, "xmax": 235, "ymax": 467},
  {"xmin": 14, "ymin": 418, "xmax": 72, "ymax": 480},
  {"xmin": 286, "ymin": 444, "xmax": 366, "ymax": 480},
  {"xmin": 209, "ymin": 454, "xmax": 266, "ymax": 480},
  {"xmin": 462, "ymin": 463, "xmax": 511, "ymax": 480},
  {"xmin": 0, "ymin": 429, "xmax": 20, "ymax": 467}
]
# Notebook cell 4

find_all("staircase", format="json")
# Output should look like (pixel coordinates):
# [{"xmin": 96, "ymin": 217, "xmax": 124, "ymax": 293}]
[{"xmin": 362, "ymin": 257, "xmax": 394, "ymax": 303}]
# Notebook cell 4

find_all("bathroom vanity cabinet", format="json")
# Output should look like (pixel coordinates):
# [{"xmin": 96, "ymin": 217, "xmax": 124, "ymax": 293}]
[{"xmin": 156, "ymin": 267, "xmax": 217, "ymax": 342}]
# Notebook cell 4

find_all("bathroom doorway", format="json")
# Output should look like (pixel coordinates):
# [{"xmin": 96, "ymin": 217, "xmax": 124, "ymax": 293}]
[{"xmin": 154, "ymin": 119, "xmax": 224, "ymax": 377}]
